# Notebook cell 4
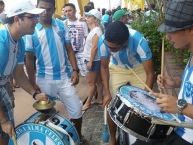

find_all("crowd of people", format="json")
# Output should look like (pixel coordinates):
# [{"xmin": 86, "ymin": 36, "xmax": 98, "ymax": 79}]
[{"xmin": 0, "ymin": 0, "xmax": 193, "ymax": 145}]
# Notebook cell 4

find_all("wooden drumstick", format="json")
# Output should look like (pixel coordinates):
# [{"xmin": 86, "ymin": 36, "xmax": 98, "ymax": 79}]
[
  {"xmin": 12, "ymin": 132, "xmax": 18, "ymax": 145},
  {"xmin": 159, "ymin": 37, "xmax": 165, "ymax": 93},
  {"xmin": 126, "ymin": 65, "xmax": 152, "ymax": 92},
  {"xmin": 161, "ymin": 37, "xmax": 165, "ymax": 78}
]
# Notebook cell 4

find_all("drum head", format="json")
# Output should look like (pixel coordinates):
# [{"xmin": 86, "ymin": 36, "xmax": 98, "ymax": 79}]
[
  {"xmin": 8, "ymin": 123, "xmax": 68, "ymax": 145},
  {"xmin": 118, "ymin": 85, "xmax": 174, "ymax": 121}
]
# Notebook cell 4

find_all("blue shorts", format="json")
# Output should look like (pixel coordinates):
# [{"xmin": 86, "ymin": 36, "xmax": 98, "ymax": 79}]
[{"xmin": 85, "ymin": 60, "xmax": 101, "ymax": 72}]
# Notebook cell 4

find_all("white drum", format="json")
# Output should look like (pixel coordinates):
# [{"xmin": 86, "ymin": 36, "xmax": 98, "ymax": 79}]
[{"xmin": 9, "ymin": 111, "xmax": 80, "ymax": 145}]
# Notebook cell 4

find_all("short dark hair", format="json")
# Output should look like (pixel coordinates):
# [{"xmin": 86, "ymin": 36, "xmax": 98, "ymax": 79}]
[
  {"xmin": 63, "ymin": 3, "xmax": 76, "ymax": 10},
  {"xmin": 0, "ymin": 1, "xmax": 4, "ymax": 6},
  {"xmin": 84, "ymin": 5, "xmax": 92, "ymax": 13},
  {"xmin": 5, "ymin": 13, "xmax": 26, "ymax": 24},
  {"xmin": 105, "ymin": 21, "xmax": 129, "ymax": 45},
  {"xmin": 37, "ymin": 0, "xmax": 55, "ymax": 7}
]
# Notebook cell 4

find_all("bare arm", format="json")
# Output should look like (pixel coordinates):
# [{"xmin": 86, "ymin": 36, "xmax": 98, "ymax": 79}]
[
  {"xmin": 25, "ymin": 52, "xmax": 40, "ymax": 91},
  {"xmin": 13, "ymin": 64, "xmax": 47, "ymax": 100},
  {"xmin": 65, "ymin": 43, "xmax": 79, "ymax": 85},
  {"xmin": 89, "ymin": 34, "xmax": 99, "ymax": 63},
  {"xmin": 100, "ymin": 58, "xmax": 112, "ymax": 106},
  {"xmin": 142, "ymin": 59, "xmax": 154, "ymax": 89}
]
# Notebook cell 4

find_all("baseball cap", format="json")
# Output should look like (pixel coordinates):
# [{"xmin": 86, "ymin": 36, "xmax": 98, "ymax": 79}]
[
  {"xmin": 158, "ymin": 0, "xmax": 193, "ymax": 32},
  {"xmin": 105, "ymin": 21, "xmax": 129, "ymax": 45},
  {"xmin": 5, "ymin": 0, "xmax": 45, "ymax": 18},
  {"xmin": 112, "ymin": 9, "xmax": 130, "ymax": 21},
  {"xmin": 85, "ymin": 9, "xmax": 101, "ymax": 20}
]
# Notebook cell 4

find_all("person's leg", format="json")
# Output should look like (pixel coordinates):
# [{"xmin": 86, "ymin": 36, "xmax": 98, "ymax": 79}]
[
  {"xmin": 58, "ymin": 79, "xmax": 83, "ymax": 138},
  {"xmin": 83, "ymin": 61, "xmax": 100, "ymax": 110},
  {"xmin": 107, "ymin": 113, "xmax": 117, "ymax": 145}
]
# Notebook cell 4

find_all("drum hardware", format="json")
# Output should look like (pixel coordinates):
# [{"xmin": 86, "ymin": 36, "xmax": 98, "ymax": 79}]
[
  {"xmin": 46, "ymin": 121, "xmax": 76, "ymax": 145},
  {"xmin": 34, "ymin": 109, "xmax": 58, "ymax": 123},
  {"xmin": 147, "ymin": 124, "xmax": 156, "ymax": 141}
]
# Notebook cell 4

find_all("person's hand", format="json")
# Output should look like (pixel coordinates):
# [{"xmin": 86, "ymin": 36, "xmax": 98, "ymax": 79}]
[
  {"xmin": 86, "ymin": 61, "xmax": 92, "ymax": 70},
  {"xmin": 102, "ymin": 95, "xmax": 112, "ymax": 107},
  {"xmin": 71, "ymin": 71, "xmax": 79, "ymax": 85},
  {"xmin": 151, "ymin": 92, "xmax": 178, "ymax": 113},
  {"xmin": 157, "ymin": 74, "xmax": 176, "ymax": 89},
  {"xmin": 1, "ymin": 120, "xmax": 14, "ymax": 137},
  {"xmin": 34, "ymin": 93, "xmax": 48, "ymax": 101},
  {"xmin": 32, "ymin": 84, "xmax": 41, "ymax": 93}
]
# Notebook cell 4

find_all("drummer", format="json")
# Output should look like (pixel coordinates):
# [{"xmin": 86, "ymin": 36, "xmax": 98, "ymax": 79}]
[
  {"xmin": 147, "ymin": 0, "xmax": 193, "ymax": 145},
  {"xmin": 99, "ymin": 21, "xmax": 154, "ymax": 145},
  {"xmin": 0, "ymin": 1, "xmax": 48, "ymax": 145}
]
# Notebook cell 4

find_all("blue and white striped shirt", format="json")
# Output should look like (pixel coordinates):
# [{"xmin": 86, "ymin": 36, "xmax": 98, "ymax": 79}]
[
  {"xmin": 99, "ymin": 28, "xmax": 152, "ymax": 68},
  {"xmin": 175, "ymin": 57, "xmax": 193, "ymax": 144},
  {"xmin": 25, "ymin": 18, "xmax": 71, "ymax": 80},
  {"xmin": 0, "ymin": 25, "xmax": 25, "ymax": 78}
]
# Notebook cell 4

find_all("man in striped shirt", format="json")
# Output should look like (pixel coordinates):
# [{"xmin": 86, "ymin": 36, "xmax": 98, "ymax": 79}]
[
  {"xmin": 0, "ymin": 0, "xmax": 47, "ymax": 144},
  {"xmin": 25, "ymin": 0, "xmax": 83, "ymax": 141},
  {"xmin": 99, "ymin": 21, "xmax": 154, "ymax": 145}
]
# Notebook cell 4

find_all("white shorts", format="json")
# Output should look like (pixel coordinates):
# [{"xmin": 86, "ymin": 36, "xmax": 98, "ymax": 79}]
[{"xmin": 36, "ymin": 77, "xmax": 83, "ymax": 119}]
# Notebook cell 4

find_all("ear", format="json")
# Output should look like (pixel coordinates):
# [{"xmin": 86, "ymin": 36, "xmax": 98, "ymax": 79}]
[{"xmin": 14, "ymin": 16, "xmax": 21, "ymax": 22}]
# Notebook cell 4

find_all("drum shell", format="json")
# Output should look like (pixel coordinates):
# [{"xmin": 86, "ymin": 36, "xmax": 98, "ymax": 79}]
[{"xmin": 108, "ymin": 91, "xmax": 173, "ymax": 141}]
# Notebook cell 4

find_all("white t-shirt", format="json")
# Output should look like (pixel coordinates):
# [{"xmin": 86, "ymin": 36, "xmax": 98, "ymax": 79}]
[
  {"xmin": 83, "ymin": 27, "xmax": 102, "ymax": 61},
  {"xmin": 64, "ymin": 19, "xmax": 88, "ymax": 53}
]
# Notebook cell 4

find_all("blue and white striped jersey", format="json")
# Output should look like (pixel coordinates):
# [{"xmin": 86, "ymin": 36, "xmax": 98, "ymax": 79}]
[
  {"xmin": 99, "ymin": 28, "xmax": 152, "ymax": 68},
  {"xmin": 25, "ymin": 18, "xmax": 71, "ymax": 80},
  {"xmin": 0, "ymin": 25, "xmax": 25, "ymax": 77},
  {"xmin": 175, "ymin": 56, "xmax": 193, "ymax": 144}
]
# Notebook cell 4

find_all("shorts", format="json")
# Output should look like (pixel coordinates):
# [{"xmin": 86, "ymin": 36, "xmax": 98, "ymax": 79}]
[
  {"xmin": 109, "ymin": 64, "xmax": 146, "ymax": 96},
  {"xmin": 84, "ymin": 60, "xmax": 101, "ymax": 72}
]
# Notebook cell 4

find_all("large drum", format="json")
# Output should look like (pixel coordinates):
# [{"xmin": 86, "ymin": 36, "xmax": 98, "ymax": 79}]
[
  {"xmin": 9, "ymin": 111, "xmax": 80, "ymax": 145},
  {"xmin": 108, "ymin": 85, "xmax": 174, "ymax": 142}
]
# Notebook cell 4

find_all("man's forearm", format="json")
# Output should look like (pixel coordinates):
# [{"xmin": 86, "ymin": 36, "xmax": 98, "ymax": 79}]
[{"xmin": 0, "ymin": 105, "xmax": 8, "ymax": 123}]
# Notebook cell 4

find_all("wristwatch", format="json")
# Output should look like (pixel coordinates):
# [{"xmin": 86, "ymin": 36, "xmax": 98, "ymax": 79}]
[{"xmin": 177, "ymin": 99, "xmax": 187, "ymax": 114}]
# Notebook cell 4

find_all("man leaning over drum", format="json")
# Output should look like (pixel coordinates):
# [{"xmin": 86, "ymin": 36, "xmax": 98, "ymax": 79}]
[{"xmin": 98, "ymin": 21, "xmax": 154, "ymax": 145}]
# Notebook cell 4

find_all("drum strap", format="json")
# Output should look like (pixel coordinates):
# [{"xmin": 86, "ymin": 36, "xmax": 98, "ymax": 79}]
[{"xmin": 47, "ymin": 122, "xmax": 76, "ymax": 145}]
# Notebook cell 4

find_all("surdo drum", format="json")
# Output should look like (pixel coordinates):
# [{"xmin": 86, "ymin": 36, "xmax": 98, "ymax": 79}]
[
  {"xmin": 9, "ymin": 111, "xmax": 80, "ymax": 145},
  {"xmin": 108, "ymin": 85, "xmax": 174, "ymax": 141}
]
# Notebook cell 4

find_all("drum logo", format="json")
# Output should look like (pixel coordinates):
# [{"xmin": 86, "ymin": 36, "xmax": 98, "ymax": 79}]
[{"xmin": 9, "ymin": 123, "xmax": 64, "ymax": 145}]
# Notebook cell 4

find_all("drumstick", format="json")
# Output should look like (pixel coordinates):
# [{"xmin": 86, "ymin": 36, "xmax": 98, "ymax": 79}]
[
  {"xmin": 159, "ymin": 37, "xmax": 165, "ymax": 93},
  {"xmin": 12, "ymin": 132, "xmax": 18, "ymax": 145},
  {"xmin": 126, "ymin": 65, "xmax": 152, "ymax": 92},
  {"xmin": 161, "ymin": 37, "xmax": 165, "ymax": 78}
]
